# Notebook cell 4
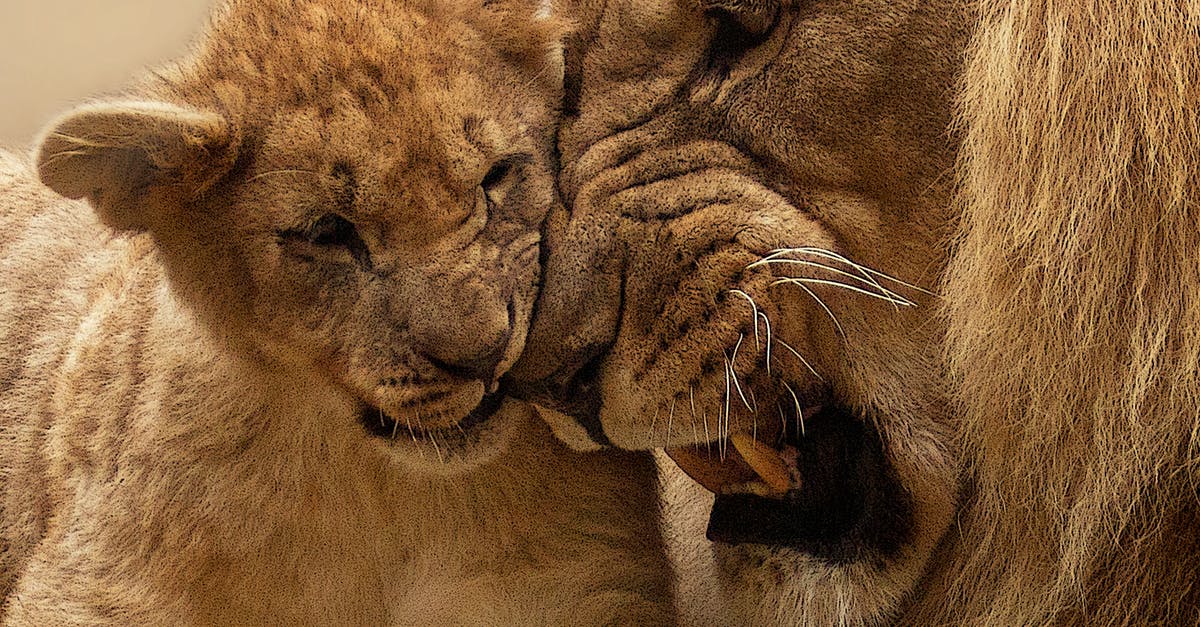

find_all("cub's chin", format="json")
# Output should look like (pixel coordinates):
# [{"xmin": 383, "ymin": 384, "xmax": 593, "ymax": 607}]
[{"xmin": 358, "ymin": 391, "xmax": 522, "ymax": 474}]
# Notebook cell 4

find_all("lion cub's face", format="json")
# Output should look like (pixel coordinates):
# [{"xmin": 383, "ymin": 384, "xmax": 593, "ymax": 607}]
[{"xmin": 36, "ymin": 0, "xmax": 565, "ymax": 469}]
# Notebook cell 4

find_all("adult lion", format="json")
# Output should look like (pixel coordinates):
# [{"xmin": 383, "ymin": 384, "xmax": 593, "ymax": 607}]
[{"xmin": 510, "ymin": 0, "xmax": 1200, "ymax": 623}]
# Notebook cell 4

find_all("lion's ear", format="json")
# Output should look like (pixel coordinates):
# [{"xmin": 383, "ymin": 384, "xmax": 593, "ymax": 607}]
[{"xmin": 35, "ymin": 100, "xmax": 238, "ymax": 232}]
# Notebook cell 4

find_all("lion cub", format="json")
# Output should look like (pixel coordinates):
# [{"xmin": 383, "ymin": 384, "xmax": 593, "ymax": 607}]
[{"xmin": 0, "ymin": 0, "xmax": 670, "ymax": 623}]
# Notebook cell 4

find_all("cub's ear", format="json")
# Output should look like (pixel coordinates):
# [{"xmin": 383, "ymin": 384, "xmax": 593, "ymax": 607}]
[{"xmin": 35, "ymin": 100, "xmax": 238, "ymax": 232}]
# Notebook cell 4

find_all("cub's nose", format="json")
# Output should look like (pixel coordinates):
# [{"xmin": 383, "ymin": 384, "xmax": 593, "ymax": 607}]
[
  {"xmin": 420, "ymin": 340, "xmax": 507, "ymax": 383},
  {"xmin": 411, "ymin": 300, "xmax": 514, "ymax": 384}
]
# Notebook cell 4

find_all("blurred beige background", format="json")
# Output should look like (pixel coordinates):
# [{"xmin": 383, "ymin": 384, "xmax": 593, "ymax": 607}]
[{"xmin": 0, "ymin": 0, "xmax": 214, "ymax": 149}]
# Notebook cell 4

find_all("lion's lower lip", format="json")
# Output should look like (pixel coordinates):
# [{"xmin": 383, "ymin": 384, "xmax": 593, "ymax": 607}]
[{"xmin": 358, "ymin": 387, "xmax": 507, "ymax": 440}]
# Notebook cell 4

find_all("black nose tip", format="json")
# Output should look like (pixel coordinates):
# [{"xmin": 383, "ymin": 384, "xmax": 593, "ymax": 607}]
[{"xmin": 423, "ymin": 343, "xmax": 507, "ymax": 383}]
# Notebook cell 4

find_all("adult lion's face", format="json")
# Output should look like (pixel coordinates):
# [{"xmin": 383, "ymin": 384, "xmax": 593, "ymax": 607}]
[{"xmin": 511, "ymin": 0, "xmax": 971, "ymax": 621}]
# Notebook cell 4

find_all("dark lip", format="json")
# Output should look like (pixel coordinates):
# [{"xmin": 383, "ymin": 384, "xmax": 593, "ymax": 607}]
[{"xmin": 358, "ymin": 385, "xmax": 508, "ymax": 440}]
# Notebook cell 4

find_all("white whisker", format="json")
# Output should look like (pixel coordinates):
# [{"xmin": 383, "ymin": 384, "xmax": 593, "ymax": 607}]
[
  {"xmin": 752, "ymin": 249, "xmax": 899, "ymax": 298},
  {"xmin": 779, "ymin": 279, "xmax": 845, "ymax": 337},
  {"xmin": 700, "ymin": 398, "xmax": 712, "ymax": 456},
  {"xmin": 729, "ymin": 289, "xmax": 762, "ymax": 352},
  {"xmin": 783, "ymin": 382, "xmax": 805, "ymax": 437},
  {"xmin": 429, "ymin": 433, "xmax": 444, "ymax": 464},
  {"xmin": 667, "ymin": 396, "xmax": 676, "ymax": 445},
  {"xmin": 755, "ymin": 247, "xmax": 938, "ymax": 297},
  {"xmin": 751, "ymin": 258, "xmax": 912, "ymax": 309},
  {"xmin": 403, "ymin": 412, "xmax": 424, "ymax": 460},
  {"xmin": 772, "ymin": 277, "xmax": 915, "ymax": 307},
  {"xmin": 386, "ymin": 408, "xmax": 401, "ymax": 441},
  {"xmin": 775, "ymin": 337, "xmax": 824, "ymax": 381},
  {"xmin": 722, "ymin": 353, "xmax": 732, "ymax": 461},
  {"xmin": 730, "ymin": 334, "xmax": 754, "ymax": 413},
  {"xmin": 759, "ymin": 311, "xmax": 773, "ymax": 376}
]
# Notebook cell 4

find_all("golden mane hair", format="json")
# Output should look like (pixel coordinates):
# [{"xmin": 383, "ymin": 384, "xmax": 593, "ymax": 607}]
[{"xmin": 942, "ymin": 0, "xmax": 1200, "ymax": 621}]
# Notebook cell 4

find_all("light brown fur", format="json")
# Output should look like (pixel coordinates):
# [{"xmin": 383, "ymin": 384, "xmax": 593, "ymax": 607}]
[
  {"xmin": 0, "ymin": 0, "xmax": 673, "ymax": 623},
  {"xmin": 923, "ymin": 1, "xmax": 1200, "ymax": 623},
  {"xmin": 514, "ymin": 0, "xmax": 1199, "ymax": 624}
]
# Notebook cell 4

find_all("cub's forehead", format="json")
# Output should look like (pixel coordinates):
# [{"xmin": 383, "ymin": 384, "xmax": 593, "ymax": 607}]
[
  {"xmin": 184, "ymin": 0, "xmax": 500, "ymax": 104},
  {"xmin": 159, "ymin": 0, "xmax": 530, "ymax": 181}
]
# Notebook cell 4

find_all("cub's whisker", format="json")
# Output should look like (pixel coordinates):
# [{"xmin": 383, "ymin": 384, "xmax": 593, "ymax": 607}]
[
  {"xmin": 386, "ymin": 407, "xmax": 399, "ymax": 440},
  {"xmin": 404, "ymin": 410, "xmax": 424, "ymax": 459},
  {"xmin": 430, "ymin": 433, "xmax": 445, "ymax": 465}
]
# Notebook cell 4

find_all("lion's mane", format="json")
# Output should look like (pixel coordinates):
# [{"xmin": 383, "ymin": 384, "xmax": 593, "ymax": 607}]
[{"xmin": 939, "ymin": 0, "xmax": 1200, "ymax": 622}]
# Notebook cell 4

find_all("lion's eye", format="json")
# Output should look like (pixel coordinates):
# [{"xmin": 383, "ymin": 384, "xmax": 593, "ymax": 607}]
[
  {"xmin": 479, "ymin": 155, "xmax": 532, "ymax": 210},
  {"xmin": 706, "ymin": 6, "xmax": 775, "ymax": 69},
  {"xmin": 481, "ymin": 161, "xmax": 512, "ymax": 193}
]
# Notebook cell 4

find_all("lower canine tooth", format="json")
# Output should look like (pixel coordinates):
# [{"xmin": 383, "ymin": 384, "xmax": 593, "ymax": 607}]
[{"xmin": 730, "ymin": 433, "xmax": 792, "ymax": 493}]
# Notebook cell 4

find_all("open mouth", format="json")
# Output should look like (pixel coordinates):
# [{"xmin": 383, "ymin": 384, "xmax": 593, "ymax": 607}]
[
  {"xmin": 667, "ymin": 400, "xmax": 912, "ymax": 560},
  {"xmin": 666, "ymin": 397, "xmax": 820, "ymax": 499},
  {"xmin": 358, "ymin": 387, "xmax": 508, "ymax": 440}
]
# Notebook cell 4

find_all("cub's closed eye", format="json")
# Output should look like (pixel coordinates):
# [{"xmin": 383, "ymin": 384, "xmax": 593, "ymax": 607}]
[
  {"xmin": 279, "ymin": 213, "xmax": 372, "ymax": 269},
  {"xmin": 308, "ymin": 213, "xmax": 359, "ymax": 247}
]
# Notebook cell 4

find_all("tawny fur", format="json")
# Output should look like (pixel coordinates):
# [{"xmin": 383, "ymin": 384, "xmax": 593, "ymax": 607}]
[
  {"xmin": 512, "ymin": 0, "xmax": 968, "ymax": 623},
  {"xmin": 0, "ymin": 0, "xmax": 673, "ymax": 623},
  {"xmin": 922, "ymin": 1, "xmax": 1200, "ymax": 623},
  {"xmin": 516, "ymin": 0, "xmax": 1199, "ymax": 624}
]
